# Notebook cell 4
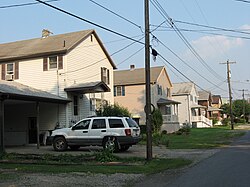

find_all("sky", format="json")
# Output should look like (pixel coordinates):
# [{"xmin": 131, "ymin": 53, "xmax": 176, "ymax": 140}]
[{"xmin": 1, "ymin": 0, "xmax": 250, "ymax": 100}]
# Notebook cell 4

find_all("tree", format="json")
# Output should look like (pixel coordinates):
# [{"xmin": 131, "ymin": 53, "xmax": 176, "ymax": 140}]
[
  {"xmin": 96, "ymin": 103, "xmax": 131, "ymax": 117},
  {"xmin": 221, "ymin": 100, "xmax": 250, "ymax": 119}
]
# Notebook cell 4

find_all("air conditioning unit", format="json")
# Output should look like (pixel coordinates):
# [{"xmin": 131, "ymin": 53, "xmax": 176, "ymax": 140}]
[{"xmin": 5, "ymin": 74, "xmax": 14, "ymax": 81}]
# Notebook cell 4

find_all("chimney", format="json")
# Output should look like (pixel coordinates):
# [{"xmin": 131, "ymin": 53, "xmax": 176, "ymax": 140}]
[
  {"xmin": 42, "ymin": 29, "xmax": 53, "ymax": 38},
  {"xmin": 130, "ymin": 64, "xmax": 135, "ymax": 71}
]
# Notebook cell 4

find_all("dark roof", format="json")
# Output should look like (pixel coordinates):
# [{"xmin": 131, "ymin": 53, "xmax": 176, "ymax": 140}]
[
  {"xmin": 64, "ymin": 81, "xmax": 110, "ymax": 94},
  {"xmin": 212, "ymin": 95, "xmax": 222, "ymax": 104},
  {"xmin": 114, "ymin": 66, "xmax": 165, "ymax": 86},
  {"xmin": 198, "ymin": 91, "xmax": 211, "ymax": 101},
  {"xmin": 0, "ymin": 30, "xmax": 116, "ymax": 69},
  {"xmin": 157, "ymin": 98, "xmax": 181, "ymax": 105},
  {"xmin": 0, "ymin": 80, "xmax": 70, "ymax": 103}
]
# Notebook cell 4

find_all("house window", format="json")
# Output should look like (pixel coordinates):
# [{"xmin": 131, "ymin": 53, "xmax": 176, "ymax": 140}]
[
  {"xmin": 90, "ymin": 99, "xmax": 95, "ymax": 111},
  {"xmin": 2, "ymin": 62, "xmax": 19, "ymax": 80},
  {"xmin": 73, "ymin": 96, "xmax": 78, "ymax": 116},
  {"xmin": 167, "ymin": 87, "xmax": 171, "ymax": 97},
  {"xmin": 6, "ymin": 63, "xmax": 14, "ymax": 75},
  {"xmin": 49, "ymin": 56, "xmax": 57, "ymax": 69},
  {"xmin": 165, "ymin": 106, "xmax": 171, "ymax": 115},
  {"xmin": 190, "ymin": 95, "xmax": 193, "ymax": 102},
  {"xmin": 101, "ymin": 67, "xmax": 110, "ymax": 84},
  {"xmin": 114, "ymin": 86, "xmax": 125, "ymax": 96},
  {"xmin": 157, "ymin": 85, "xmax": 162, "ymax": 95},
  {"xmin": 44, "ymin": 55, "xmax": 63, "ymax": 71}
]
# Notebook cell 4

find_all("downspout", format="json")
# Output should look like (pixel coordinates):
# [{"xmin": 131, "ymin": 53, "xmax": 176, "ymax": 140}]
[{"xmin": 57, "ymin": 70, "xmax": 60, "ymax": 126}]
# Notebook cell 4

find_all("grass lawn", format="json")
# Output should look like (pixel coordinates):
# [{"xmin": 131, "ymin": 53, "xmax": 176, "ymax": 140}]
[
  {"xmin": 0, "ymin": 152, "xmax": 191, "ymax": 175},
  {"xmin": 141, "ymin": 125, "xmax": 246, "ymax": 149}
]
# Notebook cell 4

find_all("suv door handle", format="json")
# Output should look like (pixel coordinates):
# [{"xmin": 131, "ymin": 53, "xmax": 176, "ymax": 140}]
[
  {"xmin": 82, "ymin": 131, "xmax": 88, "ymax": 133},
  {"xmin": 101, "ymin": 130, "xmax": 106, "ymax": 132}
]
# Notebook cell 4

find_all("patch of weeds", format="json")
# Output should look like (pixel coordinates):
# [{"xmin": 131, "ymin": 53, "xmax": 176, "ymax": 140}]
[{"xmin": 94, "ymin": 149, "xmax": 119, "ymax": 163}]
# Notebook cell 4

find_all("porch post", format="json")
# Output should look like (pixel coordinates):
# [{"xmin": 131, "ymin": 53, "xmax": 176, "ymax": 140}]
[
  {"xmin": 0, "ymin": 98, "xmax": 5, "ymax": 153},
  {"xmin": 36, "ymin": 102, "xmax": 40, "ymax": 149}
]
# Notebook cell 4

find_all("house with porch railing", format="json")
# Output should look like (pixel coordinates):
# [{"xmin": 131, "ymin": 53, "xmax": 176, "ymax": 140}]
[{"xmin": 114, "ymin": 65, "xmax": 181, "ymax": 133}]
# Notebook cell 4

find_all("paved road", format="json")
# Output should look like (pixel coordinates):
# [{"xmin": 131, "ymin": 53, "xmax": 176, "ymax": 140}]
[{"xmin": 136, "ymin": 130, "xmax": 250, "ymax": 187}]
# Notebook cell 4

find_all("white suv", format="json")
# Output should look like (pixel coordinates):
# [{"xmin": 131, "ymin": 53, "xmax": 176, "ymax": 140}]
[{"xmin": 47, "ymin": 116, "xmax": 141, "ymax": 152}]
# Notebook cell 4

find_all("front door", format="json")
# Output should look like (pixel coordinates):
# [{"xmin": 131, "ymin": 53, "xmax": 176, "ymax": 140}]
[{"xmin": 28, "ymin": 117, "xmax": 37, "ymax": 144}]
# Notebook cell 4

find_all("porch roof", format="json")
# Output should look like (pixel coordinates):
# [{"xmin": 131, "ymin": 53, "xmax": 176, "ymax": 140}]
[
  {"xmin": 157, "ymin": 98, "xmax": 181, "ymax": 105},
  {"xmin": 0, "ymin": 80, "xmax": 70, "ymax": 103},
  {"xmin": 208, "ymin": 106, "xmax": 222, "ymax": 111},
  {"xmin": 64, "ymin": 81, "xmax": 110, "ymax": 94},
  {"xmin": 191, "ymin": 104, "xmax": 206, "ymax": 109}
]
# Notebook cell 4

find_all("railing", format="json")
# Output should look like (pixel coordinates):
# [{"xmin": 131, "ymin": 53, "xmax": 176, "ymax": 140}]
[
  {"xmin": 162, "ymin": 114, "xmax": 179, "ymax": 123},
  {"xmin": 191, "ymin": 115, "xmax": 213, "ymax": 127}
]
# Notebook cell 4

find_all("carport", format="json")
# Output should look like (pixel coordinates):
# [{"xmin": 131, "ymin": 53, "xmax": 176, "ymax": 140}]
[{"xmin": 0, "ymin": 80, "xmax": 70, "ymax": 152}]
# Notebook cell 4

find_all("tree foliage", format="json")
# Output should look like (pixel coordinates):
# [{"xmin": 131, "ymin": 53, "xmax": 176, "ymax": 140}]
[
  {"xmin": 96, "ymin": 103, "xmax": 131, "ymax": 117},
  {"xmin": 152, "ymin": 109, "xmax": 163, "ymax": 134},
  {"xmin": 220, "ymin": 100, "xmax": 250, "ymax": 118}
]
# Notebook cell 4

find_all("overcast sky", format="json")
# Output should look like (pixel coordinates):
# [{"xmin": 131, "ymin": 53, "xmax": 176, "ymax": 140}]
[{"xmin": 1, "ymin": 0, "xmax": 250, "ymax": 100}]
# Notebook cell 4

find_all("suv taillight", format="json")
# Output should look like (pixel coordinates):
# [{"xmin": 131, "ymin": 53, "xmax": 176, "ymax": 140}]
[{"xmin": 125, "ymin": 129, "xmax": 131, "ymax": 136}]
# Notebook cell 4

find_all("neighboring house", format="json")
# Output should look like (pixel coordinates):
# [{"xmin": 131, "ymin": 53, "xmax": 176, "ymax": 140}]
[
  {"xmin": 172, "ymin": 82, "xmax": 212, "ymax": 128},
  {"xmin": 211, "ymin": 95, "xmax": 223, "ymax": 123},
  {"xmin": 114, "ymin": 65, "xmax": 180, "ymax": 133},
  {"xmin": 198, "ymin": 91, "xmax": 223, "ymax": 127},
  {"xmin": 0, "ymin": 29, "xmax": 116, "ymax": 147}
]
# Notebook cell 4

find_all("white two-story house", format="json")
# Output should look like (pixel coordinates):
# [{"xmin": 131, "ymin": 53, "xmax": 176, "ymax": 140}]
[
  {"xmin": 0, "ymin": 30, "xmax": 116, "ymax": 147},
  {"xmin": 172, "ymin": 82, "xmax": 213, "ymax": 128}
]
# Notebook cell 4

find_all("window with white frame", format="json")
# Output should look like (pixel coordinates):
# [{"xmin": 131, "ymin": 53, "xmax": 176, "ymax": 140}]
[
  {"xmin": 157, "ymin": 85, "xmax": 162, "ymax": 95},
  {"xmin": 101, "ymin": 67, "xmax": 110, "ymax": 84},
  {"xmin": 114, "ymin": 86, "xmax": 125, "ymax": 96},
  {"xmin": 49, "ymin": 56, "xmax": 57, "ymax": 69},
  {"xmin": 6, "ymin": 63, "xmax": 14, "ymax": 75}
]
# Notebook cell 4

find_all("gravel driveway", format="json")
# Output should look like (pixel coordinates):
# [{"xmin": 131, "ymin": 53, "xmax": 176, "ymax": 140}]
[{"xmin": 1, "ymin": 145, "xmax": 219, "ymax": 187}]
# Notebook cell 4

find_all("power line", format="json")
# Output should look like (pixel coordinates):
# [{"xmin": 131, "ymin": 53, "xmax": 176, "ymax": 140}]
[
  {"xmin": 35, "ymin": 0, "xmax": 145, "ymax": 45},
  {"xmin": 235, "ymin": 0, "xmax": 250, "ymax": 3},
  {"xmin": 175, "ymin": 20, "xmax": 250, "ymax": 35},
  {"xmin": 88, "ymin": 0, "xmax": 143, "ymax": 32},
  {"xmin": 150, "ymin": 0, "xmax": 225, "ymax": 81},
  {"xmin": 0, "ymin": 0, "xmax": 60, "ymax": 9}
]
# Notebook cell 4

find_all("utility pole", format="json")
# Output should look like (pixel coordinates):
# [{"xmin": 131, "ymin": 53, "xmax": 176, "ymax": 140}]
[
  {"xmin": 220, "ymin": 60, "xmax": 236, "ymax": 130},
  {"xmin": 145, "ymin": 0, "xmax": 152, "ymax": 161},
  {"xmin": 239, "ymin": 89, "xmax": 248, "ymax": 120}
]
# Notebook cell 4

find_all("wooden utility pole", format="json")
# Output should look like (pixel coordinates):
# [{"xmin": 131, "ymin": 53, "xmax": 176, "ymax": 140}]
[
  {"xmin": 221, "ymin": 60, "xmax": 236, "ymax": 130},
  {"xmin": 145, "ymin": 0, "xmax": 152, "ymax": 161}
]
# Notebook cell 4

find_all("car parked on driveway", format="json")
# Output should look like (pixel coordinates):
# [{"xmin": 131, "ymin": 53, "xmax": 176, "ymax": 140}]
[{"xmin": 47, "ymin": 116, "xmax": 141, "ymax": 152}]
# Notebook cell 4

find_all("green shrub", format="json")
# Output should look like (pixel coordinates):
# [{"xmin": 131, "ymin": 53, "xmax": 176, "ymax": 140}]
[
  {"xmin": 94, "ymin": 149, "xmax": 118, "ymax": 162},
  {"xmin": 96, "ymin": 103, "xmax": 131, "ymax": 117},
  {"xmin": 152, "ymin": 109, "xmax": 163, "ymax": 134},
  {"xmin": 222, "ymin": 118, "xmax": 230, "ymax": 125}
]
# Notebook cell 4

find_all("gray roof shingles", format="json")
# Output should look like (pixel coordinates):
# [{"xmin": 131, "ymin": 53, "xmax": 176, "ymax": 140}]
[{"xmin": 0, "ymin": 80, "xmax": 70, "ymax": 103}]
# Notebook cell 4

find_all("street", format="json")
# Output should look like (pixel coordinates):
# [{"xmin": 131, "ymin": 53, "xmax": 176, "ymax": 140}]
[{"xmin": 136, "ymin": 130, "xmax": 250, "ymax": 187}]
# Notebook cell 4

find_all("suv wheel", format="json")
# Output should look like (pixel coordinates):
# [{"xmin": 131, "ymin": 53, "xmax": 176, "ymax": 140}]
[
  {"xmin": 103, "ymin": 136, "xmax": 118, "ymax": 152},
  {"xmin": 53, "ymin": 137, "xmax": 67, "ymax": 151}
]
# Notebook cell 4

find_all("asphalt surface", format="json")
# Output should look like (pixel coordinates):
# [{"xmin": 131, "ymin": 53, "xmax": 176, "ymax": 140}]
[{"xmin": 136, "ymin": 130, "xmax": 250, "ymax": 187}]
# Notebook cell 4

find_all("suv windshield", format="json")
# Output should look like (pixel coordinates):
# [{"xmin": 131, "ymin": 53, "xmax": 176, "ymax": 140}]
[{"xmin": 126, "ymin": 118, "xmax": 139, "ymax": 127}]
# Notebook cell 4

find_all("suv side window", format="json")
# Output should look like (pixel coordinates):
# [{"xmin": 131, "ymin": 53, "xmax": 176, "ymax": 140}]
[
  {"xmin": 92, "ymin": 119, "xmax": 106, "ymax": 129},
  {"xmin": 73, "ymin": 119, "xmax": 90, "ymax": 130},
  {"xmin": 108, "ymin": 119, "xmax": 124, "ymax": 128}
]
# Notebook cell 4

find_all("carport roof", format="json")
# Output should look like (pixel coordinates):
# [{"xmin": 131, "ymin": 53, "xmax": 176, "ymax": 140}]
[{"xmin": 0, "ymin": 80, "xmax": 70, "ymax": 103}]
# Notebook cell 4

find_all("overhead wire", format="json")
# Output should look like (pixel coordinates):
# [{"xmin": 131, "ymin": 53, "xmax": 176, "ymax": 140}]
[
  {"xmin": 150, "ymin": 0, "xmax": 225, "ymax": 81},
  {"xmin": 35, "ymin": 0, "xmax": 145, "ymax": 45},
  {"xmin": 0, "ymin": 0, "xmax": 60, "ymax": 9}
]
